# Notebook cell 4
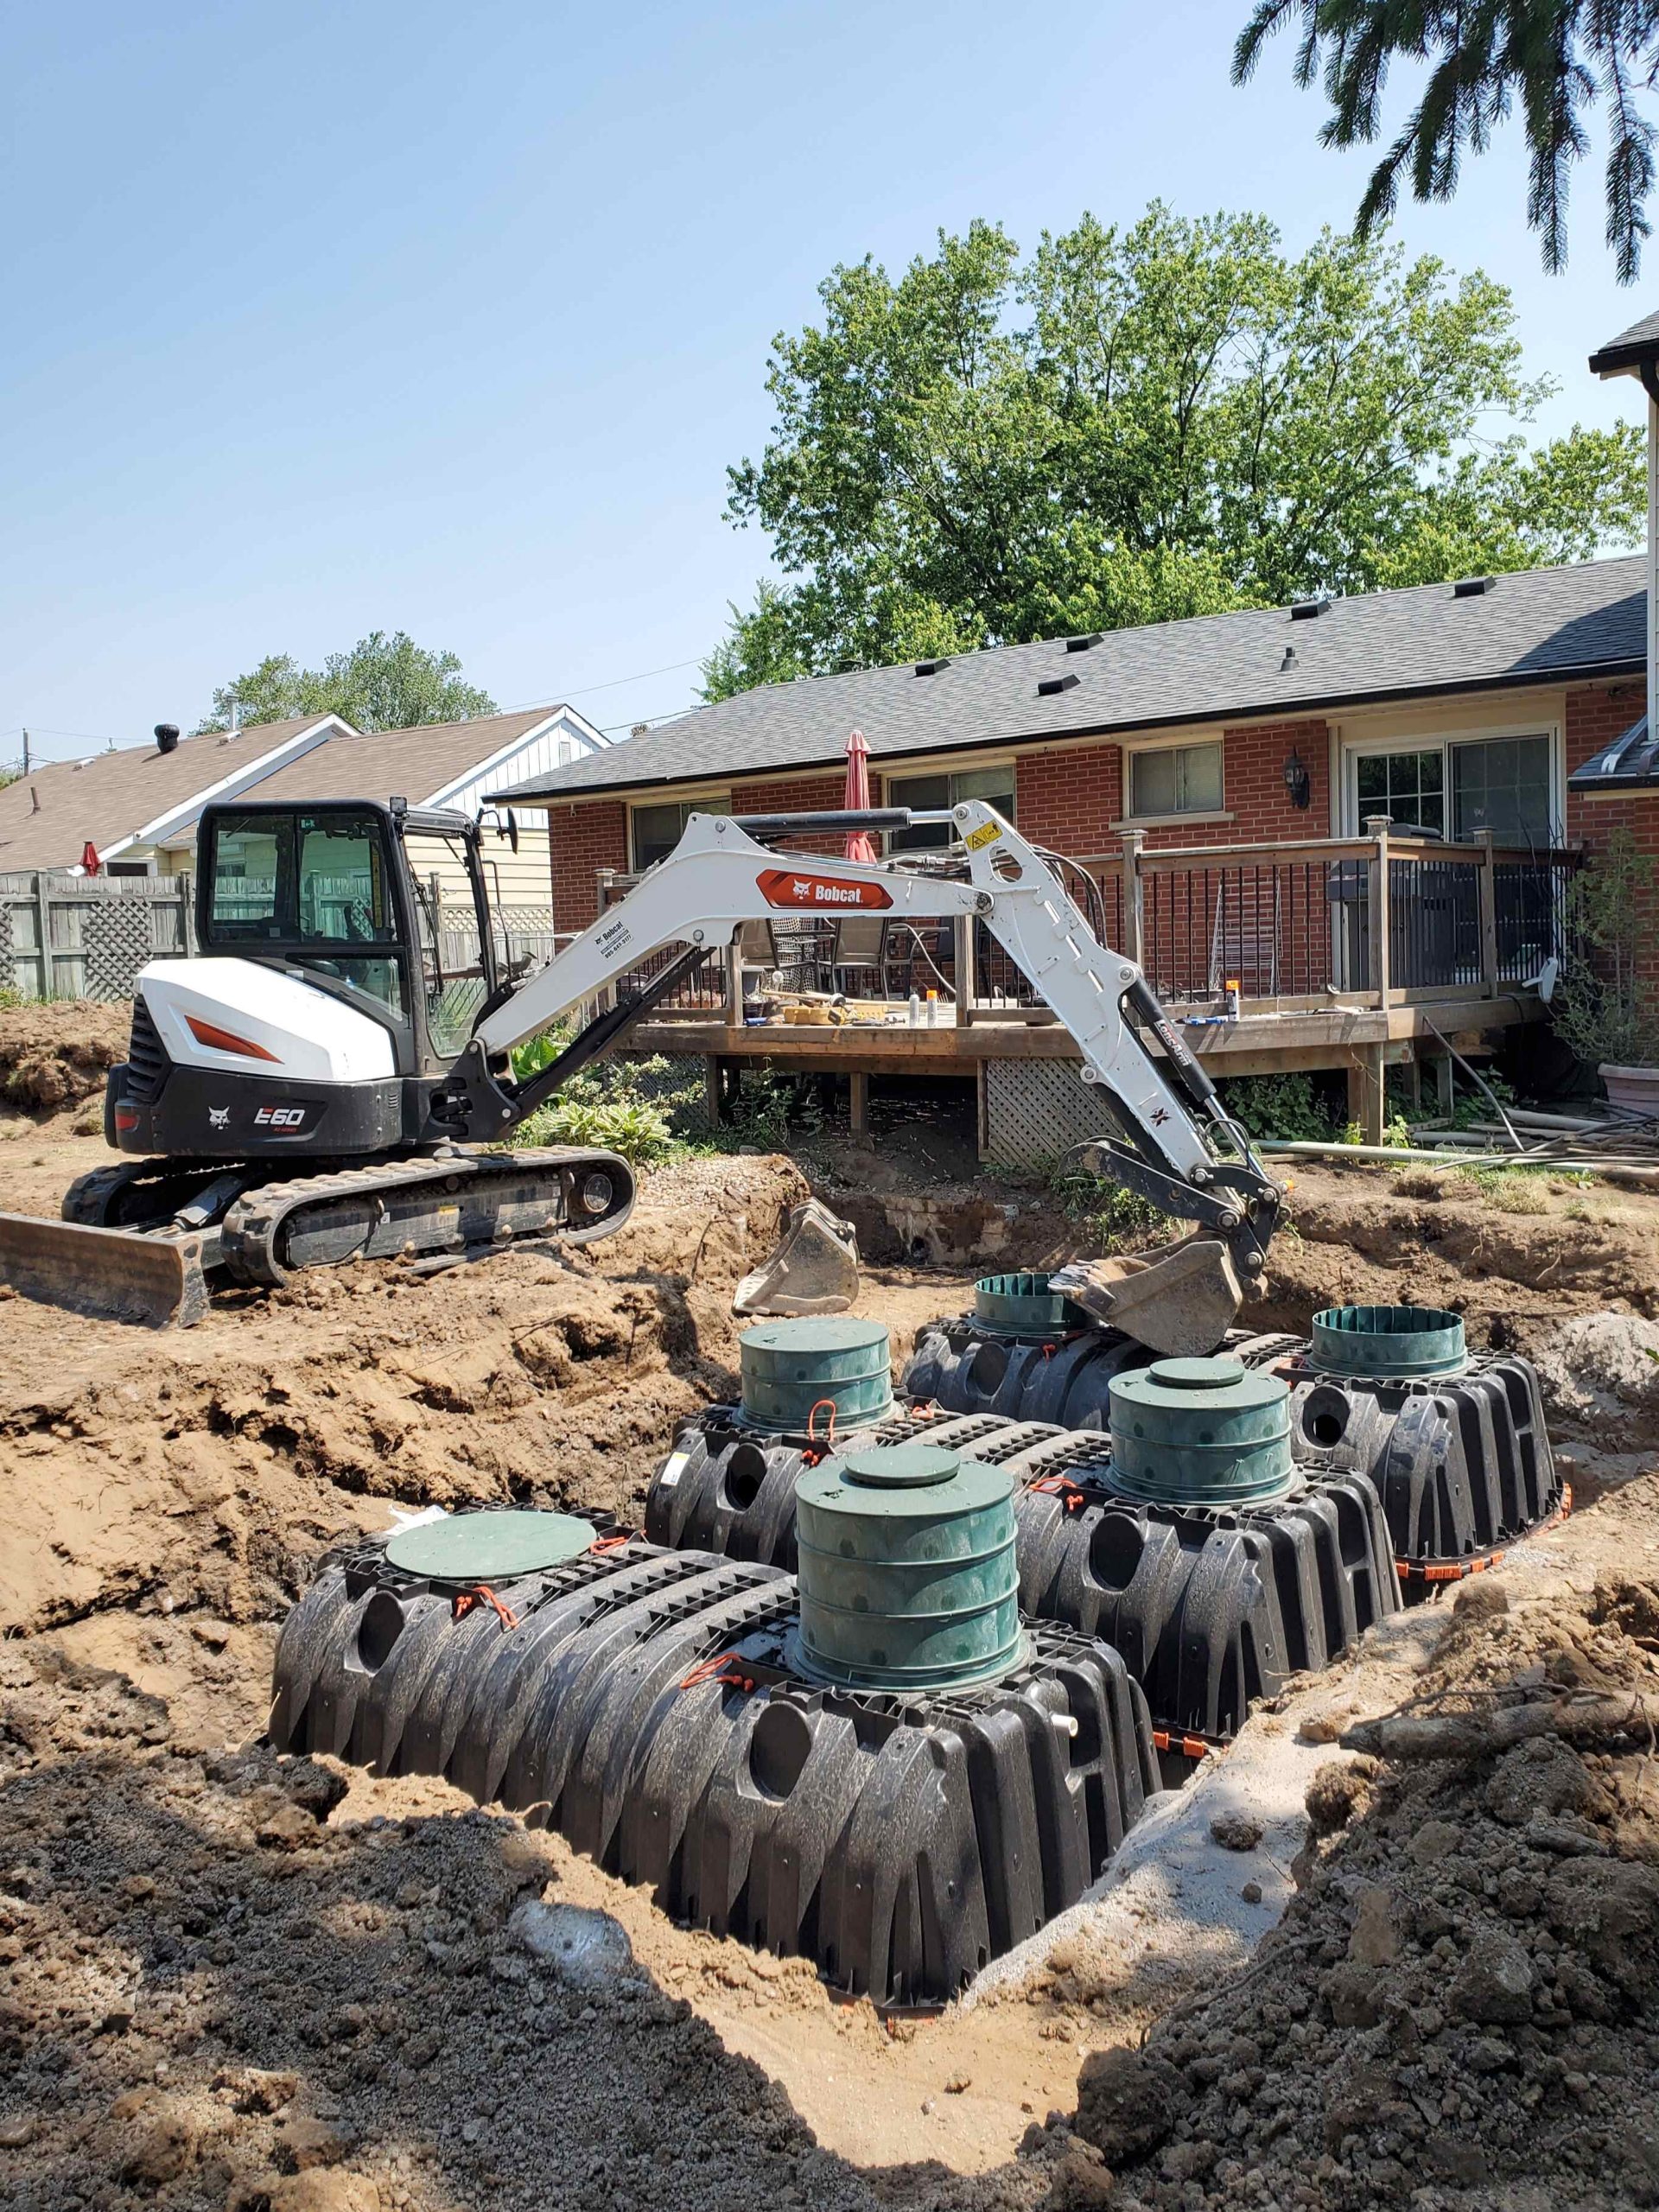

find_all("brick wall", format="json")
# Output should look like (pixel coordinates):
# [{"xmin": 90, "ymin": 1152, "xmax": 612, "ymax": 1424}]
[
  {"xmin": 1566, "ymin": 681, "xmax": 1659, "ymax": 988},
  {"xmin": 744, "ymin": 775, "xmax": 849, "ymax": 856},
  {"xmin": 1007, "ymin": 720, "xmax": 1329, "ymax": 856},
  {"xmin": 545, "ymin": 798, "xmax": 627, "ymax": 936}
]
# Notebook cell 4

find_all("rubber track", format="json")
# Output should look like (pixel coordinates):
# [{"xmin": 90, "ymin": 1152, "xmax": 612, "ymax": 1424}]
[{"xmin": 219, "ymin": 1146, "xmax": 632, "ymax": 1287}]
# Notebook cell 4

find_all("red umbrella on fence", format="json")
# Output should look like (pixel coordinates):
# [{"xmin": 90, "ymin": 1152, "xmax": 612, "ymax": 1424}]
[{"xmin": 842, "ymin": 728, "xmax": 876, "ymax": 862}]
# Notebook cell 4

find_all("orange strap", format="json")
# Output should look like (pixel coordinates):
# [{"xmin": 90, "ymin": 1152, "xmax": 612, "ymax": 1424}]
[
  {"xmin": 589, "ymin": 1531, "xmax": 631, "ymax": 1555},
  {"xmin": 1028, "ymin": 1471, "xmax": 1089, "ymax": 1516},
  {"xmin": 451, "ymin": 1584, "xmax": 518, "ymax": 1631},
  {"xmin": 802, "ymin": 1398, "xmax": 839, "ymax": 1466},
  {"xmin": 677, "ymin": 1649, "xmax": 756, "ymax": 1694}
]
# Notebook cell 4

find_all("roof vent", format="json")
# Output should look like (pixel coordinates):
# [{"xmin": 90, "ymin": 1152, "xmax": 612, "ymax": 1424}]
[
  {"xmin": 1281, "ymin": 646, "xmax": 1298, "ymax": 672},
  {"xmin": 154, "ymin": 723, "xmax": 181, "ymax": 755},
  {"xmin": 1289, "ymin": 597, "xmax": 1330, "ymax": 621},
  {"xmin": 1037, "ymin": 673, "xmax": 1080, "ymax": 697},
  {"xmin": 914, "ymin": 658, "xmax": 951, "ymax": 677},
  {"xmin": 1065, "ymin": 632, "xmax": 1103, "ymax": 652},
  {"xmin": 1453, "ymin": 575, "xmax": 1496, "ymax": 599}
]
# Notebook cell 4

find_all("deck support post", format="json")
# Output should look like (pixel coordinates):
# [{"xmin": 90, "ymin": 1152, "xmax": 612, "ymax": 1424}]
[
  {"xmin": 1347, "ymin": 1042, "xmax": 1387, "ymax": 1146},
  {"xmin": 953, "ymin": 914, "xmax": 977, "ymax": 1027},
  {"xmin": 849, "ymin": 1069, "xmax": 869, "ymax": 1139},
  {"xmin": 1433, "ymin": 1052, "xmax": 1456, "ymax": 1118},
  {"xmin": 704, "ymin": 1054, "xmax": 725, "ymax": 1129}
]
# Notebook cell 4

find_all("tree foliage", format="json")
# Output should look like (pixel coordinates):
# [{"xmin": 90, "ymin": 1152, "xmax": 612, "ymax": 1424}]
[
  {"xmin": 1233, "ymin": 0, "xmax": 1659, "ymax": 282},
  {"xmin": 196, "ymin": 631, "xmax": 496, "ymax": 734},
  {"xmin": 703, "ymin": 207, "xmax": 1644, "ymax": 697}
]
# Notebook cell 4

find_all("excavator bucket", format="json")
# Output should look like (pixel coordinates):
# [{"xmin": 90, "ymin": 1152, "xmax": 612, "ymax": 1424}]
[
  {"xmin": 1049, "ymin": 1236, "xmax": 1247, "ymax": 1359},
  {"xmin": 0, "ymin": 1212, "xmax": 211, "ymax": 1330},
  {"xmin": 732, "ymin": 1198, "xmax": 861, "ymax": 1318}
]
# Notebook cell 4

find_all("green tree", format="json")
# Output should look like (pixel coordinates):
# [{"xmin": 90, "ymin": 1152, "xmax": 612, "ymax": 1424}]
[
  {"xmin": 1232, "ymin": 0, "xmax": 1659, "ymax": 282},
  {"xmin": 196, "ymin": 631, "xmax": 496, "ymax": 734},
  {"xmin": 704, "ymin": 206, "xmax": 1644, "ymax": 695}
]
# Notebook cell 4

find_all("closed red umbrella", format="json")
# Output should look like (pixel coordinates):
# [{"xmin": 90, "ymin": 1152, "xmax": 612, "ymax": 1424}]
[{"xmin": 842, "ymin": 728, "xmax": 876, "ymax": 862}]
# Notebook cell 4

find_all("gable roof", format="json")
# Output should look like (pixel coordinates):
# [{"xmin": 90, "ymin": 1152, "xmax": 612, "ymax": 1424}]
[
  {"xmin": 230, "ymin": 706, "xmax": 590, "ymax": 817},
  {"xmin": 492, "ymin": 556, "xmax": 1647, "ymax": 808},
  {"xmin": 1589, "ymin": 309, "xmax": 1659, "ymax": 376},
  {"xmin": 0, "ymin": 717, "xmax": 340, "ymax": 874}
]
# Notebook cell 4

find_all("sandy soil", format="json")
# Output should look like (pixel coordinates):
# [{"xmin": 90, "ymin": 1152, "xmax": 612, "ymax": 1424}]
[{"xmin": 5, "ymin": 1008, "xmax": 1659, "ymax": 2209}]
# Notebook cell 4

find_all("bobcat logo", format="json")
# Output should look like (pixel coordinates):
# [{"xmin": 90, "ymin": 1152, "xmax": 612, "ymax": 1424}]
[{"xmin": 207, "ymin": 1106, "xmax": 230, "ymax": 1129}]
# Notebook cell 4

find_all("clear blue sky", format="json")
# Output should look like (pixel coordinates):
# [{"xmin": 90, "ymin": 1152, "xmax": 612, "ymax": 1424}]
[{"xmin": 3, "ymin": 0, "xmax": 1649, "ymax": 768}]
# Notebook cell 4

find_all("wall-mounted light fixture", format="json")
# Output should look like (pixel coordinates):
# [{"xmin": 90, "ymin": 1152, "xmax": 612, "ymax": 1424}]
[{"xmin": 1282, "ymin": 747, "xmax": 1311, "ymax": 810}]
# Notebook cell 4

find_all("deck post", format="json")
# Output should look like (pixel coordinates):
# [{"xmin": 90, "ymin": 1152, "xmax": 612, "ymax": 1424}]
[
  {"xmin": 953, "ymin": 914, "xmax": 978, "ymax": 1027},
  {"xmin": 704, "ymin": 1054, "xmax": 724, "ymax": 1129},
  {"xmin": 1474, "ymin": 828, "xmax": 1499, "ymax": 997},
  {"xmin": 723, "ymin": 936, "xmax": 743, "ymax": 1022},
  {"xmin": 849, "ymin": 1069, "xmax": 869, "ymax": 1138},
  {"xmin": 1347, "ymin": 1042, "xmax": 1387, "ymax": 1145},
  {"xmin": 1120, "ymin": 832, "xmax": 1145, "ymax": 966},
  {"xmin": 1364, "ymin": 817, "xmax": 1391, "ymax": 1011}
]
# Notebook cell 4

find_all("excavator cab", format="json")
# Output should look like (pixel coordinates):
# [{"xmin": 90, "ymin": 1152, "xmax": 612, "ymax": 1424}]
[{"xmin": 195, "ymin": 798, "xmax": 501, "ymax": 1080}]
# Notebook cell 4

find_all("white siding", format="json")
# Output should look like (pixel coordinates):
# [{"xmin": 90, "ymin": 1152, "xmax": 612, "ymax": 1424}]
[{"xmin": 424, "ymin": 709, "xmax": 604, "ymax": 818}]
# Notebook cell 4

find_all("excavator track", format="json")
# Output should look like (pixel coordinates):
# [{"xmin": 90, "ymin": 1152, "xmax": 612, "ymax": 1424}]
[
  {"xmin": 0, "ymin": 1147, "xmax": 633, "ymax": 1327},
  {"xmin": 219, "ymin": 1147, "xmax": 634, "ymax": 1287}
]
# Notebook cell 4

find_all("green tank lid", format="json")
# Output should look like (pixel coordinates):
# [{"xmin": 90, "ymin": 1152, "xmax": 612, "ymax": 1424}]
[
  {"xmin": 791, "ymin": 1444, "xmax": 1025, "ymax": 1693},
  {"xmin": 1108, "ymin": 1356, "xmax": 1293, "ymax": 1507},
  {"xmin": 1311, "ymin": 1304, "xmax": 1467, "ymax": 1380},
  {"xmin": 972, "ymin": 1271, "xmax": 1088, "ymax": 1337},
  {"xmin": 738, "ymin": 1316, "xmax": 893, "ymax": 1434},
  {"xmin": 385, "ymin": 1509, "xmax": 595, "ymax": 1582}
]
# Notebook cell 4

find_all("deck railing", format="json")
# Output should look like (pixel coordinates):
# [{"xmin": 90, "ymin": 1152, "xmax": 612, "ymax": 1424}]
[{"xmin": 594, "ymin": 823, "xmax": 1578, "ymax": 1024}]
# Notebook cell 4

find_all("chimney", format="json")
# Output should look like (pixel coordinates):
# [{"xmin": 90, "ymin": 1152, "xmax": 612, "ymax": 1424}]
[{"xmin": 154, "ymin": 723, "xmax": 181, "ymax": 755}]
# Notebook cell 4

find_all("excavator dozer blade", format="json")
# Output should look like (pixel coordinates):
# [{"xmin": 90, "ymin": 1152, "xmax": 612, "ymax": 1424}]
[
  {"xmin": 1049, "ymin": 1237, "xmax": 1245, "ymax": 1359},
  {"xmin": 0, "ymin": 1212, "xmax": 211, "ymax": 1330}
]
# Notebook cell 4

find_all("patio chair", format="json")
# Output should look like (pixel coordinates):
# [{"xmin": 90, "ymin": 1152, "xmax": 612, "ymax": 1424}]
[{"xmin": 830, "ymin": 913, "xmax": 888, "ymax": 997}]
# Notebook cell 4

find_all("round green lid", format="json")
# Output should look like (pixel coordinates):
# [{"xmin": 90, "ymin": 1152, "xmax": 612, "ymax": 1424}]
[
  {"xmin": 385, "ymin": 1509, "xmax": 594, "ymax": 1581},
  {"xmin": 799, "ymin": 1445, "xmax": 1013, "ymax": 1518},
  {"xmin": 839, "ymin": 1445, "xmax": 959, "ymax": 1489},
  {"xmin": 740, "ymin": 1318, "xmax": 888, "ymax": 1354}
]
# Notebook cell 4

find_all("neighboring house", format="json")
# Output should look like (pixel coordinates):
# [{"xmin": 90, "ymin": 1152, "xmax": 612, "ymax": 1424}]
[
  {"xmin": 0, "ymin": 705, "xmax": 611, "ymax": 907},
  {"xmin": 160, "ymin": 706, "xmax": 611, "ymax": 906},
  {"xmin": 0, "ymin": 717, "xmax": 348, "ymax": 875}
]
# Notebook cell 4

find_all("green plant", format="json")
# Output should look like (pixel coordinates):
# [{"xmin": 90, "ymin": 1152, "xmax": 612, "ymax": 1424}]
[
  {"xmin": 516, "ymin": 1088, "xmax": 679, "ymax": 1166},
  {"xmin": 1049, "ymin": 1165, "xmax": 1172, "ymax": 1252},
  {"xmin": 0, "ymin": 984, "xmax": 22, "ymax": 1011},
  {"xmin": 1553, "ymin": 830, "xmax": 1659, "ymax": 1071},
  {"xmin": 1338, "ymin": 1111, "xmax": 1411, "ymax": 1148},
  {"xmin": 1216, "ymin": 1071, "xmax": 1339, "ymax": 1141}
]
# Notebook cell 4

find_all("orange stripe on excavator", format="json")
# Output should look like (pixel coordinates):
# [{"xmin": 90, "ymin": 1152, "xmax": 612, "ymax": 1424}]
[{"xmin": 184, "ymin": 1015, "xmax": 280, "ymax": 1062}]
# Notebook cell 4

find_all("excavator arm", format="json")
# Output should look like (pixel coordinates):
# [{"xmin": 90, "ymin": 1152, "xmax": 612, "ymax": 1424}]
[{"xmin": 442, "ymin": 802, "xmax": 1282, "ymax": 1344}]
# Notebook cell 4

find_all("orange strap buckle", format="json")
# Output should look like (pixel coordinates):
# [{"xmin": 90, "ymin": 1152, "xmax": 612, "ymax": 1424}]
[{"xmin": 677, "ymin": 1649, "xmax": 757, "ymax": 1695}]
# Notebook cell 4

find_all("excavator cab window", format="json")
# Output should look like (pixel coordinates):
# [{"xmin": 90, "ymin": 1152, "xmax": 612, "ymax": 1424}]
[{"xmin": 203, "ymin": 807, "xmax": 406, "ymax": 1020}]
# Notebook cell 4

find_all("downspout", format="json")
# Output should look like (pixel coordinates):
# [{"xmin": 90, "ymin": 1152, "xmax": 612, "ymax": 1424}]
[{"xmin": 1639, "ymin": 361, "xmax": 1659, "ymax": 745}]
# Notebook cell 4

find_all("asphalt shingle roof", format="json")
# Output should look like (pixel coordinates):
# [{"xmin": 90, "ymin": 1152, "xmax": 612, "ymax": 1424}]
[
  {"xmin": 239, "ymin": 708, "xmax": 566, "ymax": 812},
  {"xmin": 1589, "ymin": 309, "xmax": 1659, "ymax": 373},
  {"xmin": 0, "ymin": 718, "xmax": 336, "ymax": 874},
  {"xmin": 493, "ymin": 556, "xmax": 1647, "ymax": 806}
]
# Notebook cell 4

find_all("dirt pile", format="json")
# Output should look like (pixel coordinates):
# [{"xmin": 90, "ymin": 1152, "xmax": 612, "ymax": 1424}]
[
  {"xmin": 1052, "ymin": 1552, "xmax": 1659, "ymax": 2211},
  {"xmin": 0, "ymin": 1643, "xmax": 1033, "ymax": 2212},
  {"xmin": 1249, "ymin": 1166, "xmax": 1659, "ymax": 1341},
  {"xmin": 1, "ymin": 1154, "xmax": 808, "ymax": 1642},
  {"xmin": 0, "ymin": 999, "xmax": 129, "ymax": 1116}
]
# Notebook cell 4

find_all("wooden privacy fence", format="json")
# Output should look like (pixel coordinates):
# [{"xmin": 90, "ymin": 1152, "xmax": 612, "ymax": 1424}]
[
  {"xmin": 0, "ymin": 873, "xmax": 195, "ymax": 1001},
  {"xmin": 590, "ymin": 823, "xmax": 1579, "ymax": 1022}
]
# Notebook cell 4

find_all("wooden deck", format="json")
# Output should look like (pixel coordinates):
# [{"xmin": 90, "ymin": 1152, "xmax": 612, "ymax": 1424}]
[{"xmin": 605, "ymin": 823, "xmax": 1571, "ymax": 1149}]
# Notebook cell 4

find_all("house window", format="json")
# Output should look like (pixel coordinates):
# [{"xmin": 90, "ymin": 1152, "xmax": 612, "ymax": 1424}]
[
  {"xmin": 631, "ymin": 798, "xmax": 726, "ymax": 872},
  {"xmin": 1351, "ymin": 734, "xmax": 1554, "ymax": 845},
  {"xmin": 1128, "ymin": 742, "xmax": 1224, "ymax": 819},
  {"xmin": 887, "ymin": 766, "xmax": 1014, "ymax": 851}
]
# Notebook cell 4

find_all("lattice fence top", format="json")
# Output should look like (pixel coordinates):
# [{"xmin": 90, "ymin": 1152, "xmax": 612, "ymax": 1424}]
[
  {"xmin": 82, "ymin": 899, "xmax": 158, "ymax": 1001},
  {"xmin": 983, "ymin": 1059, "xmax": 1103, "ymax": 1171}
]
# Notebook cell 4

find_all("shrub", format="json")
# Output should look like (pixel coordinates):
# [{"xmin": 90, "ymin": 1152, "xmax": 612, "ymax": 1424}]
[{"xmin": 1553, "ymin": 830, "xmax": 1659, "ymax": 1070}]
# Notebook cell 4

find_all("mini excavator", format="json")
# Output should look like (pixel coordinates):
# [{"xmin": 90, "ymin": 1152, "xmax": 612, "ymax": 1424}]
[{"xmin": 0, "ymin": 797, "xmax": 1282, "ymax": 1337}]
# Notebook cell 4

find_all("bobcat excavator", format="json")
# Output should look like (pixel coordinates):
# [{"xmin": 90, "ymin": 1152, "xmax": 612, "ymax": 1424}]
[{"xmin": 0, "ymin": 793, "xmax": 1282, "ymax": 1341}]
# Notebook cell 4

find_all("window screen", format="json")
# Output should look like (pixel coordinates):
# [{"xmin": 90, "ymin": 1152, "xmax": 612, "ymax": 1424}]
[
  {"xmin": 1451, "ymin": 736, "xmax": 1553, "ymax": 846},
  {"xmin": 1128, "ymin": 743, "xmax": 1223, "ymax": 817},
  {"xmin": 631, "ymin": 798, "xmax": 727, "ymax": 871},
  {"xmin": 889, "ymin": 766, "xmax": 1014, "ymax": 852}
]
